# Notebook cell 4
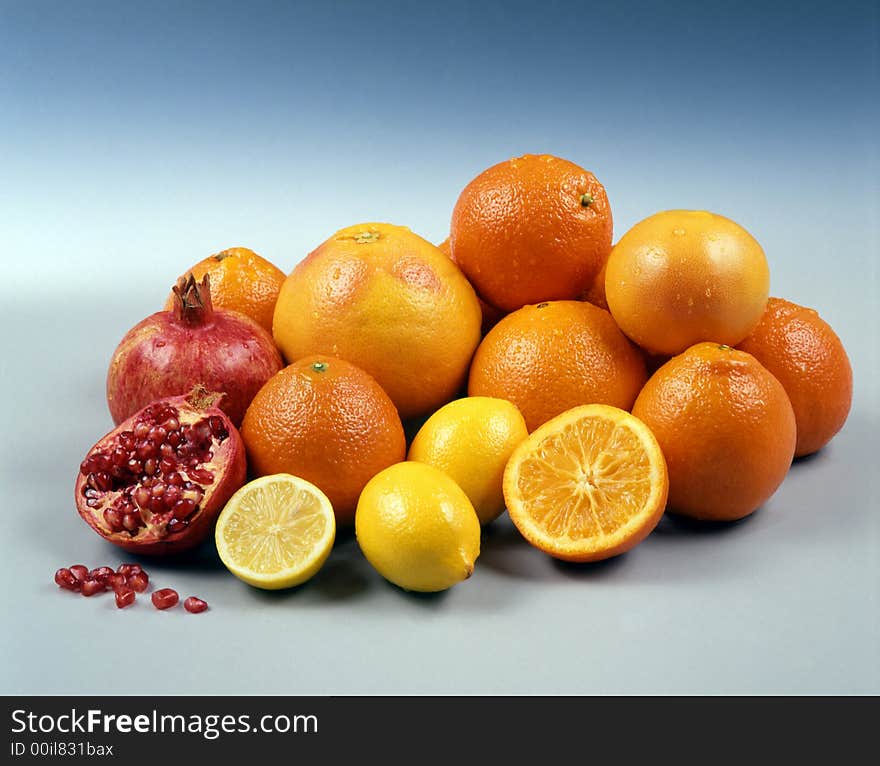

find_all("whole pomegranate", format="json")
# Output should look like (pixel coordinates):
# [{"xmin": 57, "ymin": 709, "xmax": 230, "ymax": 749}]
[
  {"xmin": 75, "ymin": 387, "xmax": 246, "ymax": 555},
  {"xmin": 106, "ymin": 273, "xmax": 283, "ymax": 427}
]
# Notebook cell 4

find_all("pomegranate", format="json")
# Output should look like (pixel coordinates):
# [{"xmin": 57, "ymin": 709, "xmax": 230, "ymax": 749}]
[
  {"xmin": 152, "ymin": 588, "xmax": 179, "ymax": 610},
  {"xmin": 116, "ymin": 588, "xmax": 136, "ymax": 609},
  {"xmin": 75, "ymin": 386, "xmax": 246, "ymax": 555},
  {"xmin": 106, "ymin": 273, "xmax": 283, "ymax": 427}
]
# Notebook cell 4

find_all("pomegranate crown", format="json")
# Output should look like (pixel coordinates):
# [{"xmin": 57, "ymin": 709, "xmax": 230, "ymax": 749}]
[{"xmin": 170, "ymin": 273, "xmax": 214, "ymax": 325}]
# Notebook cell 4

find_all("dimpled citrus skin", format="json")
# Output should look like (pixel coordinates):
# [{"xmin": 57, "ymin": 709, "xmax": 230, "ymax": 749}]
[
  {"xmin": 450, "ymin": 154, "xmax": 613, "ymax": 312},
  {"xmin": 164, "ymin": 247, "xmax": 286, "ymax": 334},
  {"xmin": 605, "ymin": 210, "xmax": 770, "ymax": 356},
  {"xmin": 438, "ymin": 237, "xmax": 505, "ymax": 334},
  {"xmin": 737, "ymin": 297, "xmax": 852, "ymax": 457},
  {"xmin": 355, "ymin": 462, "xmax": 481, "ymax": 593},
  {"xmin": 240, "ymin": 356, "xmax": 406, "ymax": 525},
  {"xmin": 632, "ymin": 342, "xmax": 796, "ymax": 521},
  {"xmin": 272, "ymin": 223, "xmax": 482, "ymax": 419},
  {"xmin": 468, "ymin": 300, "xmax": 647, "ymax": 432},
  {"xmin": 408, "ymin": 396, "xmax": 529, "ymax": 525}
]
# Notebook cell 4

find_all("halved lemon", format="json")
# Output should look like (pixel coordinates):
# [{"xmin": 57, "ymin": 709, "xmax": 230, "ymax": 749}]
[
  {"xmin": 215, "ymin": 474, "xmax": 336, "ymax": 589},
  {"xmin": 503, "ymin": 404, "xmax": 668, "ymax": 562}
]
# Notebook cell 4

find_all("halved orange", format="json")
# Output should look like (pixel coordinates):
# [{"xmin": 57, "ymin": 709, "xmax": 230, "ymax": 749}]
[{"xmin": 503, "ymin": 404, "xmax": 668, "ymax": 562}]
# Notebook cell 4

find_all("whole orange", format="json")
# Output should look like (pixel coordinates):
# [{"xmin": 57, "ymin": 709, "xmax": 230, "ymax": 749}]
[
  {"xmin": 438, "ymin": 236, "xmax": 505, "ymax": 334},
  {"xmin": 272, "ymin": 224, "xmax": 482, "ymax": 419},
  {"xmin": 164, "ymin": 247, "xmax": 285, "ymax": 334},
  {"xmin": 737, "ymin": 297, "xmax": 852, "ymax": 457},
  {"xmin": 468, "ymin": 300, "xmax": 647, "ymax": 432},
  {"xmin": 632, "ymin": 342, "xmax": 796, "ymax": 521},
  {"xmin": 240, "ymin": 355, "xmax": 406, "ymax": 525},
  {"xmin": 450, "ymin": 154, "xmax": 613, "ymax": 312},
  {"xmin": 605, "ymin": 211, "xmax": 770, "ymax": 355}
]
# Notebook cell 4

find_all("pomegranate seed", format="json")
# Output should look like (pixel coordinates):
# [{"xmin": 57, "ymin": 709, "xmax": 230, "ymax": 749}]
[
  {"xmin": 152, "ymin": 588, "xmax": 179, "ymax": 610},
  {"xmin": 128, "ymin": 571, "xmax": 149, "ymax": 592},
  {"xmin": 159, "ymin": 458, "xmax": 176, "ymax": 474},
  {"xmin": 89, "ymin": 566, "xmax": 114, "ymax": 584},
  {"xmin": 119, "ymin": 431, "xmax": 136, "ymax": 450},
  {"xmin": 104, "ymin": 507, "xmax": 123, "ymax": 530},
  {"xmin": 148, "ymin": 426, "xmax": 168, "ymax": 443},
  {"xmin": 136, "ymin": 440, "xmax": 159, "ymax": 460},
  {"xmin": 173, "ymin": 498, "xmax": 197, "ymax": 519},
  {"xmin": 184, "ymin": 596, "xmax": 208, "ymax": 613},
  {"xmin": 109, "ymin": 572, "xmax": 128, "ymax": 592},
  {"xmin": 122, "ymin": 512, "xmax": 142, "ymax": 532},
  {"xmin": 166, "ymin": 517, "xmax": 189, "ymax": 534},
  {"xmin": 209, "ymin": 416, "xmax": 228, "ymax": 439},
  {"xmin": 134, "ymin": 422, "xmax": 150, "ymax": 439},
  {"xmin": 163, "ymin": 417, "xmax": 180, "ymax": 432},
  {"xmin": 143, "ymin": 457, "xmax": 158, "ymax": 476},
  {"xmin": 167, "ymin": 430, "xmax": 182, "ymax": 447},
  {"xmin": 188, "ymin": 467, "xmax": 214, "ymax": 485},
  {"xmin": 127, "ymin": 458, "xmax": 143, "ymax": 475},
  {"xmin": 133, "ymin": 486, "xmax": 151, "ymax": 508},
  {"xmin": 54, "ymin": 568, "xmax": 79, "ymax": 591},
  {"xmin": 83, "ymin": 487, "xmax": 99, "ymax": 499},
  {"xmin": 164, "ymin": 484, "xmax": 181, "ymax": 506},
  {"xmin": 117, "ymin": 563, "xmax": 142, "ymax": 577},
  {"xmin": 69, "ymin": 564, "xmax": 89, "ymax": 583},
  {"xmin": 111, "ymin": 447, "xmax": 128, "ymax": 467},
  {"xmin": 166, "ymin": 472, "xmax": 184, "ymax": 486},
  {"xmin": 115, "ymin": 588, "xmax": 136, "ymax": 609},
  {"xmin": 81, "ymin": 579, "xmax": 105, "ymax": 597}
]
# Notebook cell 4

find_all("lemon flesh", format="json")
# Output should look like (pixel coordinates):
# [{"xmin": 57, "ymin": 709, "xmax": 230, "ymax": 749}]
[{"xmin": 215, "ymin": 474, "xmax": 336, "ymax": 590}]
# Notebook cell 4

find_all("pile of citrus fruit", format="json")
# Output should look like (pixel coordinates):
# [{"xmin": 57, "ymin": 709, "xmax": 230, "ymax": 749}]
[{"xmin": 73, "ymin": 153, "xmax": 854, "ymax": 598}]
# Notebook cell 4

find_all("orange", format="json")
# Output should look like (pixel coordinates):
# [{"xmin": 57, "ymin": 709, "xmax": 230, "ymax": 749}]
[
  {"xmin": 605, "ymin": 210, "xmax": 770, "ymax": 355},
  {"xmin": 450, "ymin": 154, "xmax": 613, "ymax": 312},
  {"xmin": 468, "ymin": 300, "xmax": 646, "ymax": 432},
  {"xmin": 503, "ymin": 404, "xmax": 668, "ymax": 562},
  {"xmin": 438, "ymin": 236, "xmax": 505, "ymax": 334},
  {"xmin": 580, "ymin": 258, "xmax": 609, "ymax": 310},
  {"xmin": 737, "ymin": 297, "xmax": 852, "ymax": 457},
  {"xmin": 164, "ymin": 247, "xmax": 285, "ymax": 333},
  {"xmin": 240, "ymin": 356, "xmax": 406, "ymax": 525},
  {"xmin": 632, "ymin": 342, "xmax": 796, "ymax": 521},
  {"xmin": 272, "ymin": 223, "xmax": 482, "ymax": 419}
]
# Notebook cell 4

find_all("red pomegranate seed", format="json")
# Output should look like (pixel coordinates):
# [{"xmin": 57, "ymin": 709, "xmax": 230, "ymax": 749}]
[
  {"xmin": 152, "ymin": 588, "xmax": 179, "ymax": 610},
  {"xmin": 104, "ymin": 507, "xmax": 123, "ymax": 531},
  {"xmin": 118, "ymin": 431, "xmax": 136, "ymax": 449},
  {"xmin": 134, "ymin": 422, "xmax": 150, "ymax": 439},
  {"xmin": 69, "ymin": 564, "xmax": 89, "ymax": 583},
  {"xmin": 166, "ymin": 518, "xmax": 189, "ymax": 534},
  {"xmin": 122, "ymin": 512, "xmax": 142, "ymax": 532},
  {"xmin": 133, "ymin": 486, "xmax": 151, "ymax": 508},
  {"xmin": 81, "ymin": 579, "xmax": 105, "ymax": 597},
  {"xmin": 89, "ymin": 566, "xmax": 114, "ymax": 584},
  {"xmin": 184, "ymin": 596, "xmax": 208, "ymax": 614},
  {"xmin": 115, "ymin": 588, "xmax": 136, "ymax": 609},
  {"xmin": 188, "ymin": 467, "xmax": 214, "ymax": 485},
  {"xmin": 128, "ymin": 571, "xmax": 149, "ymax": 592},
  {"xmin": 109, "ymin": 573, "xmax": 128, "ymax": 592},
  {"xmin": 117, "ymin": 563, "xmax": 142, "ymax": 577},
  {"xmin": 54, "ymin": 568, "xmax": 79, "ymax": 591},
  {"xmin": 173, "ymin": 498, "xmax": 197, "ymax": 519}
]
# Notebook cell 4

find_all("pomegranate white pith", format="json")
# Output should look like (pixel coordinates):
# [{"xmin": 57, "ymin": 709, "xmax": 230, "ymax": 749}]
[{"xmin": 75, "ymin": 388, "xmax": 246, "ymax": 555}]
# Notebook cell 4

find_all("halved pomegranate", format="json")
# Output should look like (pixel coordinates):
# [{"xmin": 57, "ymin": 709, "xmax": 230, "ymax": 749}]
[{"xmin": 75, "ymin": 386, "xmax": 246, "ymax": 555}]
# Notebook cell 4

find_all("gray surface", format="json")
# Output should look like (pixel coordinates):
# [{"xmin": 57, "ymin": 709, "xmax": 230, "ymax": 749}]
[{"xmin": 1, "ymin": 286, "xmax": 877, "ymax": 695}]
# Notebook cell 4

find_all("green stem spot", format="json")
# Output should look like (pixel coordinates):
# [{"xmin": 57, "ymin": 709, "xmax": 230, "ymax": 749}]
[
  {"xmin": 311, "ymin": 361, "xmax": 329, "ymax": 373},
  {"xmin": 717, "ymin": 344, "xmax": 731, "ymax": 351},
  {"xmin": 580, "ymin": 193, "xmax": 594, "ymax": 207}
]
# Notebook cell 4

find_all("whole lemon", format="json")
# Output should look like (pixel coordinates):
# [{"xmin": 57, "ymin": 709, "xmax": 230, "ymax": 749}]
[
  {"xmin": 355, "ymin": 462, "xmax": 481, "ymax": 592},
  {"xmin": 408, "ymin": 397, "xmax": 528, "ymax": 525}
]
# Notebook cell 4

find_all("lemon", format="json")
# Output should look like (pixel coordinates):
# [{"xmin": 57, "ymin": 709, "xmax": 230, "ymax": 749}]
[
  {"xmin": 408, "ymin": 396, "xmax": 528, "ymax": 524},
  {"xmin": 215, "ymin": 474, "xmax": 336, "ymax": 590},
  {"xmin": 355, "ymin": 462, "xmax": 481, "ymax": 592}
]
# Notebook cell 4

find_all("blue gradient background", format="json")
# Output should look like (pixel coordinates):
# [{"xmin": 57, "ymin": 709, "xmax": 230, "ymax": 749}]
[{"xmin": 1, "ymin": 1, "xmax": 878, "ymax": 694}]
